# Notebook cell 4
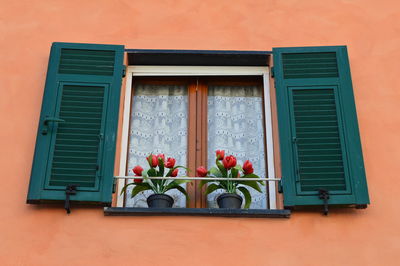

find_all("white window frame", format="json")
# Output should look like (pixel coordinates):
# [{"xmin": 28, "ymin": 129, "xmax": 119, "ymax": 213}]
[{"xmin": 116, "ymin": 65, "xmax": 277, "ymax": 209}]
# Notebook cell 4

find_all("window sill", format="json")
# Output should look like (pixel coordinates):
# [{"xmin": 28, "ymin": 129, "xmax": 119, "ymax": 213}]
[{"xmin": 104, "ymin": 207, "xmax": 291, "ymax": 218}]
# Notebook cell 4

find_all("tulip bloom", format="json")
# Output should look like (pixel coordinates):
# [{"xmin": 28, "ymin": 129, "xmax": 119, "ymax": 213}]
[
  {"xmin": 147, "ymin": 154, "xmax": 158, "ymax": 167},
  {"xmin": 216, "ymin": 150, "xmax": 225, "ymax": 160},
  {"xmin": 133, "ymin": 165, "xmax": 143, "ymax": 176},
  {"xmin": 165, "ymin": 157, "xmax": 176, "ymax": 168},
  {"xmin": 222, "ymin": 155, "xmax": 237, "ymax": 169},
  {"xmin": 243, "ymin": 160, "xmax": 254, "ymax": 175},
  {"xmin": 133, "ymin": 165, "xmax": 144, "ymax": 183},
  {"xmin": 157, "ymin": 153, "xmax": 165, "ymax": 162},
  {"xmin": 196, "ymin": 166, "xmax": 208, "ymax": 177},
  {"xmin": 133, "ymin": 178, "xmax": 143, "ymax": 183},
  {"xmin": 171, "ymin": 168, "xmax": 179, "ymax": 177}
]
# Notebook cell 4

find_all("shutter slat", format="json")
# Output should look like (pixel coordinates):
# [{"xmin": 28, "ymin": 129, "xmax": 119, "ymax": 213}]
[
  {"xmin": 292, "ymin": 88, "xmax": 347, "ymax": 192},
  {"xmin": 52, "ymin": 156, "xmax": 98, "ymax": 163},
  {"xmin": 58, "ymin": 48, "xmax": 116, "ymax": 76},
  {"xmin": 56, "ymin": 134, "xmax": 98, "ymax": 140},
  {"xmin": 282, "ymin": 52, "xmax": 339, "ymax": 79},
  {"xmin": 282, "ymin": 53, "xmax": 339, "ymax": 79},
  {"xmin": 49, "ymin": 84, "xmax": 105, "ymax": 188}
]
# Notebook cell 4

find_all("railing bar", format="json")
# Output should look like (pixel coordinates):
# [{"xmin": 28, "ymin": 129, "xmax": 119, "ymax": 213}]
[{"xmin": 114, "ymin": 176, "xmax": 280, "ymax": 181}]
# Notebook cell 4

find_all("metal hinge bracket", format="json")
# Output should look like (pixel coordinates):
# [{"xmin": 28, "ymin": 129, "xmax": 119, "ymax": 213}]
[
  {"xmin": 278, "ymin": 179, "xmax": 283, "ymax": 193},
  {"xmin": 318, "ymin": 189, "xmax": 330, "ymax": 215},
  {"xmin": 122, "ymin": 65, "xmax": 126, "ymax": 78},
  {"xmin": 64, "ymin": 185, "xmax": 77, "ymax": 214},
  {"xmin": 112, "ymin": 179, "xmax": 117, "ymax": 193}
]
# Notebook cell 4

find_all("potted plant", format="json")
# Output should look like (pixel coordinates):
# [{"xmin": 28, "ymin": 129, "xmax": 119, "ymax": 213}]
[
  {"xmin": 197, "ymin": 150, "xmax": 264, "ymax": 209},
  {"xmin": 121, "ymin": 154, "xmax": 190, "ymax": 208}
]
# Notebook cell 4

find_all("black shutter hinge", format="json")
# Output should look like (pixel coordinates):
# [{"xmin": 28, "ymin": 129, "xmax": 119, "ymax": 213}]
[
  {"xmin": 278, "ymin": 179, "xmax": 283, "ymax": 193},
  {"xmin": 271, "ymin": 66, "xmax": 275, "ymax": 78},
  {"xmin": 318, "ymin": 189, "xmax": 330, "ymax": 215},
  {"xmin": 65, "ymin": 185, "xmax": 77, "ymax": 214},
  {"xmin": 112, "ymin": 179, "xmax": 117, "ymax": 193},
  {"xmin": 122, "ymin": 65, "xmax": 126, "ymax": 78}
]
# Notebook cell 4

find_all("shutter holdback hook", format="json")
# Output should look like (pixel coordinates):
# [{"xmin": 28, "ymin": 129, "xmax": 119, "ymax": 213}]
[
  {"xmin": 65, "ymin": 185, "xmax": 77, "ymax": 214},
  {"xmin": 318, "ymin": 189, "xmax": 330, "ymax": 215}
]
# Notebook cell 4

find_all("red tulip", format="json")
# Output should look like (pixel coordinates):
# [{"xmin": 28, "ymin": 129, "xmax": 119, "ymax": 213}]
[
  {"xmin": 147, "ymin": 154, "xmax": 158, "ymax": 167},
  {"xmin": 132, "ymin": 165, "xmax": 144, "ymax": 183},
  {"xmin": 222, "ymin": 155, "xmax": 237, "ymax": 169},
  {"xmin": 157, "ymin": 153, "xmax": 165, "ymax": 162},
  {"xmin": 133, "ymin": 165, "xmax": 143, "ymax": 176},
  {"xmin": 216, "ymin": 150, "xmax": 225, "ymax": 160},
  {"xmin": 171, "ymin": 168, "xmax": 179, "ymax": 177},
  {"xmin": 165, "ymin": 157, "xmax": 176, "ymax": 168},
  {"xmin": 134, "ymin": 178, "xmax": 143, "ymax": 184},
  {"xmin": 196, "ymin": 166, "xmax": 208, "ymax": 177},
  {"xmin": 243, "ymin": 160, "xmax": 254, "ymax": 175}
]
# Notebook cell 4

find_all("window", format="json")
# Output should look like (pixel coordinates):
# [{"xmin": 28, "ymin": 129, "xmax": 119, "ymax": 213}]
[
  {"xmin": 116, "ymin": 67, "xmax": 277, "ymax": 210},
  {"xmin": 27, "ymin": 43, "xmax": 369, "ymax": 216}
]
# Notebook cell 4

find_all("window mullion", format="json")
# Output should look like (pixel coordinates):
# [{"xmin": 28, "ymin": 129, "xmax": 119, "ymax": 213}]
[
  {"xmin": 187, "ymin": 79, "xmax": 198, "ymax": 208},
  {"xmin": 198, "ymin": 80, "xmax": 208, "ymax": 208}
]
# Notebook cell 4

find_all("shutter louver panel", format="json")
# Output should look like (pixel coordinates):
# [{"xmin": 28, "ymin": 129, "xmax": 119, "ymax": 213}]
[
  {"xmin": 27, "ymin": 42, "xmax": 124, "ymax": 205},
  {"xmin": 59, "ymin": 49, "xmax": 115, "ymax": 76},
  {"xmin": 273, "ymin": 46, "xmax": 369, "ymax": 208},
  {"xmin": 292, "ymin": 89, "xmax": 346, "ymax": 192},
  {"xmin": 282, "ymin": 52, "xmax": 339, "ymax": 79},
  {"xmin": 49, "ymin": 85, "xmax": 105, "ymax": 188}
]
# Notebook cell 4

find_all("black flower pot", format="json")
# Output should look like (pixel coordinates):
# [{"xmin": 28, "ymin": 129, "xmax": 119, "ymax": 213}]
[
  {"xmin": 147, "ymin": 194, "xmax": 174, "ymax": 208},
  {"xmin": 217, "ymin": 193, "xmax": 243, "ymax": 209}
]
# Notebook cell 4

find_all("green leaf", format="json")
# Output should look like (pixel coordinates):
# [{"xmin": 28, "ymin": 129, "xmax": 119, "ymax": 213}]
[
  {"xmin": 172, "ymin": 179, "xmax": 191, "ymax": 186},
  {"xmin": 165, "ymin": 168, "xmax": 173, "ymax": 177},
  {"xmin": 166, "ymin": 185, "xmax": 190, "ymax": 201},
  {"xmin": 141, "ymin": 171, "xmax": 148, "ymax": 178},
  {"xmin": 234, "ymin": 165, "xmax": 243, "ymax": 172},
  {"xmin": 119, "ymin": 182, "xmax": 135, "ymax": 196},
  {"xmin": 147, "ymin": 168, "xmax": 157, "ymax": 177},
  {"xmin": 205, "ymin": 183, "xmax": 223, "ymax": 195},
  {"xmin": 216, "ymin": 160, "xmax": 227, "ymax": 177},
  {"xmin": 130, "ymin": 183, "xmax": 152, "ymax": 198},
  {"xmin": 174, "ymin": 165, "xmax": 190, "ymax": 171},
  {"xmin": 165, "ymin": 179, "xmax": 191, "ymax": 190},
  {"xmin": 237, "ymin": 186, "xmax": 252, "ymax": 209},
  {"xmin": 209, "ymin": 167, "xmax": 222, "ymax": 177},
  {"xmin": 146, "ymin": 168, "xmax": 159, "ymax": 188},
  {"xmin": 237, "ymin": 180, "xmax": 262, "ymax": 193},
  {"xmin": 243, "ymin": 173, "xmax": 265, "ymax": 185},
  {"xmin": 242, "ymin": 173, "xmax": 259, "ymax": 178},
  {"xmin": 158, "ymin": 157, "xmax": 165, "ymax": 177},
  {"xmin": 198, "ymin": 179, "xmax": 212, "ymax": 189},
  {"xmin": 146, "ymin": 154, "xmax": 154, "ymax": 168},
  {"xmin": 231, "ymin": 167, "xmax": 239, "ymax": 179},
  {"xmin": 166, "ymin": 165, "xmax": 189, "ymax": 177}
]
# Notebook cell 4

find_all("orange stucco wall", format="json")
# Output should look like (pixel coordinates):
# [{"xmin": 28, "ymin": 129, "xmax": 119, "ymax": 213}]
[{"xmin": 1, "ymin": 0, "xmax": 400, "ymax": 265}]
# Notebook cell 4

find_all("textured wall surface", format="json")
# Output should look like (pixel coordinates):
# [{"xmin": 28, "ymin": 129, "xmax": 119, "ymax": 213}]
[{"xmin": 1, "ymin": 0, "xmax": 400, "ymax": 265}]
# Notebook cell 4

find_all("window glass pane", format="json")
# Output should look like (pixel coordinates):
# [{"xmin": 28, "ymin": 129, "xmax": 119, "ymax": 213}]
[
  {"xmin": 125, "ymin": 83, "xmax": 188, "ymax": 207},
  {"xmin": 207, "ymin": 85, "xmax": 267, "ymax": 209}
]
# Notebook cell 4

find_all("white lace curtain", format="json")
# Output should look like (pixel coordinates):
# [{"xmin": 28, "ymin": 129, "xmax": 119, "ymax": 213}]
[
  {"xmin": 207, "ymin": 85, "xmax": 267, "ymax": 209},
  {"xmin": 125, "ymin": 83, "xmax": 267, "ymax": 209},
  {"xmin": 125, "ymin": 84, "xmax": 188, "ymax": 207}
]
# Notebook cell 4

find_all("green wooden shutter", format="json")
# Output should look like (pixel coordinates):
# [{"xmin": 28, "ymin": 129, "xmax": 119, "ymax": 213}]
[
  {"xmin": 273, "ymin": 46, "xmax": 369, "ymax": 208},
  {"xmin": 27, "ymin": 42, "xmax": 124, "ymax": 206}
]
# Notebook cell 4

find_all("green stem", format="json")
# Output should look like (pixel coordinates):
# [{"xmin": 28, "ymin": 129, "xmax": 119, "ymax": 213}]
[
  {"xmin": 227, "ymin": 169, "xmax": 232, "ymax": 193},
  {"xmin": 160, "ymin": 178, "xmax": 166, "ymax": 193},
  {"xmin": 146, "ymin": 178, "xmax": 157, "ymax": 193}
]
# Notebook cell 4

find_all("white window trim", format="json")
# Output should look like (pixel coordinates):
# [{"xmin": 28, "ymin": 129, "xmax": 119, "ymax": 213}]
[{"xmin": 116, "ymin": 65, "xmax": 277, "ymax": 209}]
